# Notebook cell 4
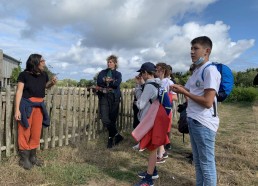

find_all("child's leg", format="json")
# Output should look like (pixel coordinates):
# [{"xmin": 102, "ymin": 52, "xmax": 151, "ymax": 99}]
[
  {"xmin": 167, "ymin": 132, "xmax": 171, "ymax": 140},
  {"xmin": 147, "ymin": 149, "xmax": 157, "ymax": 175},
  {"xmin": 157, "ymin": 145, "xmax": 165, "ymax": 158}
]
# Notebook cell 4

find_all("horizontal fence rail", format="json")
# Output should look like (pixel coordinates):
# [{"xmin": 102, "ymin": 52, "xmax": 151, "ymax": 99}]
[{"xmin": 0, "ymin": 86, "xmax": 184, "ymax": 161}]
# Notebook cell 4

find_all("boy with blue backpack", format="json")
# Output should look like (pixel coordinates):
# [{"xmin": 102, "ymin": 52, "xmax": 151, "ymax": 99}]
[{"xmin": 171, "ymin": 36, "xmax": 233, "ymax": 186}]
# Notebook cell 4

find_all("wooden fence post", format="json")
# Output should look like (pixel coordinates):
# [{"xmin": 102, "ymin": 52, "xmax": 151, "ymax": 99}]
[
  {"xmin": 5, "ymin": 86, "xmax": 12, "ymax": 157},
  {"xmin": 58, "ymin": 88, "xmax": 64, "ymax": 147},
  {"xmin": 71, "ymin": 88, "xmax": 77, "ymax": 143},
  {"xmin": 65, "ymin": 88, "xmax": 71, "ymax": 145},
  {"xmin": 43, "ymin": 88, "xmax": 53, "ymax": 149},
  {"xmin": 83, "ymin": 88, "xmax": 89, "ymax": 139},
  {"xmin": 0, "ymin": 91, "xmax": 3, "ymax": 160},
  {"xmin": 50, "ymin": 87, "xmax": 58, "ymax": 148},
  {"xmin": 92, "ymin": 90, "xmax": 98, "ymax": 139},
  {"xmin": 87, "ymin": 89, "xmax": 93, "ymax": 141},
  {"xmin": 12, "ymin": 86, "xmax": 18, "ymax": 155}
]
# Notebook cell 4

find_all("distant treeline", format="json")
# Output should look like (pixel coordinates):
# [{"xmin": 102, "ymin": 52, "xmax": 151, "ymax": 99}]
[
  {"xmin": 9, "ymin": 66, "xmax": 258, "ymax": 102},
  {"xmin": 121, "ymin": 68, "xmax": 258, "ymax": 89}
]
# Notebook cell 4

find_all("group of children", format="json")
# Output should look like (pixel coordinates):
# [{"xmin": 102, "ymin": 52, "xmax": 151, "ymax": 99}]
[
  {"xmin": 132, "ymin": 61, "xmax": 177, "ymax": 186},
  {"xmin": 132, "ymin": 36, "xmax": 220, "ymax": 186}
]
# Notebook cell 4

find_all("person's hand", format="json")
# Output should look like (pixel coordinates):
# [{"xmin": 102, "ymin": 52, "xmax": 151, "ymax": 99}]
[
  {"xmin": 135, "ymin": 75, "xmax": 144, "ymax": 85},
  {"xmin": 105, "ymin": 77, "xmax": 113, "ymax": 82},
  {"xmin": 15, "ymin": 110, "xmax": 21, "ymax": 121},
  {"xmin": 51, "ymin": 76, "xmax": 57, "ymax": 85},
  {"xmin": 170, "ymin": 84, "xmax": 187, "ymax": 94}
]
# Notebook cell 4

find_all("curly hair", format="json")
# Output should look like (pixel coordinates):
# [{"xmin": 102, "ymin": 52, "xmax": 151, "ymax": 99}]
[
  {"xmin": 106, "ymin": 54, "xmax": 118, "ymax": 69},
  {"xmin": 25, "ymin": 54, "xmax": 42, "ymax": 75}
]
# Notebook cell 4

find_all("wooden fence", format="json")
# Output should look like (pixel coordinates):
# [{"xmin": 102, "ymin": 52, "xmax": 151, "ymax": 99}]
[{"xmin": 0, "ymin": 86, "xmax": 184, "ymax": 161}]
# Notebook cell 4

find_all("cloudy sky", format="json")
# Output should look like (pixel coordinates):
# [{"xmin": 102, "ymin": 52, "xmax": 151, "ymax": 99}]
[{"xmin": 0, "ymin": 0, "xmax": 257, "ymax": 81}]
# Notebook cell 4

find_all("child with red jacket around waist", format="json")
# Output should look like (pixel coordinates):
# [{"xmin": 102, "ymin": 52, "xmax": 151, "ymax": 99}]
[{"xmin": 133, "ymin": 62, "xmax": 171, "ymax": 186}]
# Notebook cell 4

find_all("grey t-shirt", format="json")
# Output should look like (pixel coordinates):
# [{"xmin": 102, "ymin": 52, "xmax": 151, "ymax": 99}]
[{"xmin": 135, "ymin": 78, "xmax": 161, "ymax": 121}]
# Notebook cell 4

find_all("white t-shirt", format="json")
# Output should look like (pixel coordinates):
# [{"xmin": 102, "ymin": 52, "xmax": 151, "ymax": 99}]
[
  {"xmin": 185, "ymin": 61, "xmax": 221, "ymax": 132},
  {"xmin": 161, "ymin": 78, "xmax": 176, "ymax": 94}
]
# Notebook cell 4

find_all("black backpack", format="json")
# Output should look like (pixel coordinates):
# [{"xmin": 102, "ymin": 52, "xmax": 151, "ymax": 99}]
[
  {"xmin": 177, "ymin": 102, "xmax": 188, "ymax": 142},
  {"xmin": 254, "ymin": 73, "xmax": 258, "ymax": 85}
]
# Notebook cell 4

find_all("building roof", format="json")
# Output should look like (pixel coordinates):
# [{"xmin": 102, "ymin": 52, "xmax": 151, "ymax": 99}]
[{"xmin": 3, "ymin": 53, "xmax": 21, "ymax": 64}]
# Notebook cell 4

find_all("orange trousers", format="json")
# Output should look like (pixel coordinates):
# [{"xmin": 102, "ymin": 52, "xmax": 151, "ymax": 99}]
[{"xmin": 18, "ymin": 97, "xmax": 43, "ymax": 150}]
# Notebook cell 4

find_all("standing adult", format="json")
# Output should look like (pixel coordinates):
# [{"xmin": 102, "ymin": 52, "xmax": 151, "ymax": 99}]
[
  {"xmin": 97, "ymin": 55, "xmax": 123, "ymax": 148},
  {"xmin": 15, "ymin": 54, "xmax": 57, "ymax": 170},
  {"xmin": 171, "ymin": 36, "xmax": 221, "ymax": 186}
]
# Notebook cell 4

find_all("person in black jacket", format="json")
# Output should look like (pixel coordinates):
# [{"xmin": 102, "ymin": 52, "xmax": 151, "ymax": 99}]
[{"xmin": 96, "ymin": 55, "xmax": 124, "ymax": 148}]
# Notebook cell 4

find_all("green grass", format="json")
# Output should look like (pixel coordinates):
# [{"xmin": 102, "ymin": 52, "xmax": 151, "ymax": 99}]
[{"xmin": 0, "ymin": 102, "xmax": 258, "ymax": 186}]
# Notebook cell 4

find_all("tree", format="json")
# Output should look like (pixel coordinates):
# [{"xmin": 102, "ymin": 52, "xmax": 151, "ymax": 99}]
[
  {"xmin": 234, "ymin": 68, "xmax": 258, "ymax": 87},
  {"xmin": 57, "ymin": 79, "xmax": 78, "ymax": 87},
  {"xmin": 77, "ymin": 79, "xmax": 95, "ymax": 87},
  {"xmin": 121, "ymin": 78, "xmax": 135, "ymax": 89},
  {"xmin": 44, "ymin": 66, "xmax": 55, "ymax": 79},
  {"xmin": 10, "ymin": 65, "xmax": 22, "ymax": 85}
]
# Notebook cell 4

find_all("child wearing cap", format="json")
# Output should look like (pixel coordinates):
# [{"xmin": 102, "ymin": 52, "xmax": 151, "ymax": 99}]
[{"xmin": 133, "ymin": 62, "xmax": 170, "ymax": 186}]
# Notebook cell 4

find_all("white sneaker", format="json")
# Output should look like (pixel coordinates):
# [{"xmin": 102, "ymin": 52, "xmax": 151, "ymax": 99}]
[
  {"xmin": 132, "ymin": 143, "xmax": 140, "ymax": 150},
  {"xmin": 139, "ymin": 148, "xmax": 146, "ymax": 152}
]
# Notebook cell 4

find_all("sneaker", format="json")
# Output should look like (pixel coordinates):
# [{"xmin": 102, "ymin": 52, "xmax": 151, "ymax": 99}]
[
  {"xmin": 107, "ymin": 137, "xmax": 113, "ymax": 148},
  {"xmin": 139, "ymin": 148, "xmax": 146, "ymax": 152},
  {"xmin": 165, "ymin": 143, "xmax": 171, "ymax": 150},
  {"xmin": 114, "ymin": 134, "xmax": 124, "ymax": 145},
  {"xmin": 186, "ymin": 153, "xmax": 193, "ymax": 164},
  {"xmin": 156, "ymin": 157, "xmax": 166, "ymax": 164},
  {"xmin": 162, "ymin": 151, "xmax": 168, "ymax": 159},
  {"xmin": 132, "ymin": 143, "xmax": 140, "ymax": 150},
  {"xmin": 134, "ymin": 178, "xmax": 154, "ymax": 186},
  {"xmin": 138, "ymin": 171, "xmax": 159, "ymax": 179},
  {"xmin": 133, "ymin": 144, "xmax": 146, "ymax": 152}
]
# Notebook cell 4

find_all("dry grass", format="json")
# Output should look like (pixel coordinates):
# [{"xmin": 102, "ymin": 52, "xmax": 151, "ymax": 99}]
[{"xmin": 0, "ymin": 102, "xmax": 257, "ymax": 186}]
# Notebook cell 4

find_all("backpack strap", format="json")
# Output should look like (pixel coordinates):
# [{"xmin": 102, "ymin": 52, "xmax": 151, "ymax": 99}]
[
  {"xmin": 201, "ymin": 63, "xmax": 213, "ymax": 81},
  {"xmin": 212, "ymin": 102, "xmax": 217, "ymax": 117},
  {"xmin": 201, "ymin": 63, "xmax": 217, "ymax": 117},
  {"xmin": 146, "ymin": 82, "xmax": 160, "ymax": 89},
  {"xmin": 144, "ymin": 82, "xmax": 160, "ymax": 104}
]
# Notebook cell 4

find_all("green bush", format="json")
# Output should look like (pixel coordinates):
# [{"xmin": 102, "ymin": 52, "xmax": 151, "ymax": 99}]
[{"xmin": 226, "ymin": 87, "xmax": 258, "ymax": 102}]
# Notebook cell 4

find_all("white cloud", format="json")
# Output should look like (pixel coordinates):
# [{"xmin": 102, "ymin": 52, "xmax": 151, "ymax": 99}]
[
  {"xmin": 83, "ymin": 67, "xmax": 103, "ymax": 75},
  {"xmin": 0, "ymin": 0, "xmax": 255, "ymax": 81}
]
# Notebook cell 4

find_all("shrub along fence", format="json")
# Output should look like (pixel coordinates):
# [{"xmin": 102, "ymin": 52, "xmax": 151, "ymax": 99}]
[{"xmin": 0, "ymin": 86, "xmax": 183, "ymax": 161}]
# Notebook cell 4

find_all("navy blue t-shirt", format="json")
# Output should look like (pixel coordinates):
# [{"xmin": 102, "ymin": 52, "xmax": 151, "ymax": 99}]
[{"xmin": 17, "ymin": 71, "xmax": 49, "ymax": 98}]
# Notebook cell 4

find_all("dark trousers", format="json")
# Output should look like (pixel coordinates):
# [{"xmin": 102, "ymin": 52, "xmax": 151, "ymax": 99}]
[
  {"xmin": 133, "ymin": 103, "xmax": 140, "ymax": 129},
  {"xmin": 99, "ymin": 93, "xmax": 120, "ymax": 137}
]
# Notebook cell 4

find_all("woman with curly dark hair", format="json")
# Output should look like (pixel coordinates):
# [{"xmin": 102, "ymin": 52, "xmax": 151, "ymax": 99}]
[{"xmin": 15, "ymin": 54, "xmax": 57, "ymax": 170}]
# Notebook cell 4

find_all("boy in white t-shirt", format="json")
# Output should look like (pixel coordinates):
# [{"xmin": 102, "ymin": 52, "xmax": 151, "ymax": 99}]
[{"xmin": 171, "ymin": 36, "xmax": 221, "ymax": 186}]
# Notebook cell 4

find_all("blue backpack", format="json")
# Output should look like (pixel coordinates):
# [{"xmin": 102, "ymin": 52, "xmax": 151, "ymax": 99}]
[
  {"xmin": 144, "ymin": 82, "xmax": 172, "ymax": 115},
  {"xmin": 202, "ymin": 62, "xmax": 234, "ymax": 102}
]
